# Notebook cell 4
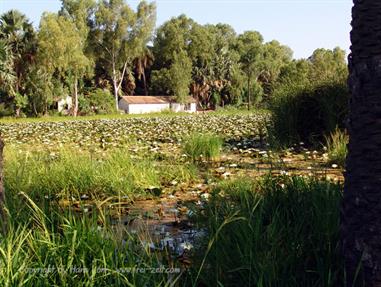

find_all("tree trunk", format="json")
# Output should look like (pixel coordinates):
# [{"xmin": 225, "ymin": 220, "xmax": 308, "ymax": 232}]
[
  {"xmin": 73, "ymin": 78, "xmax": 78, "ymax": 117},
  {"xmin": 247, "ymin": 76, "xmax": 251, "ymax": 111},
  {"xmin": 113, "ymin": 79, "xmax": 119, "ymax": 112},
  {"xmin": 341, "ymin": 1, "xmax": 381, "ymax": 286},
  {"xmin": 0, "ymin": 137, "xmax": 4, "ymax": 204},
  {"xmin": 142, "ymin": 71, "xmax": 148, "ymax": 96}
]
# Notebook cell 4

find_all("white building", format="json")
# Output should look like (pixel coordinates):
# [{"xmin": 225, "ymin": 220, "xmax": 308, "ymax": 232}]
[
  {"xmin": 56, "ymin": 96, "xmax": 73, "ymax": 114},
  {"xmin": 118, "ymin": 96, "xmax": 197, "ymax": 114}
]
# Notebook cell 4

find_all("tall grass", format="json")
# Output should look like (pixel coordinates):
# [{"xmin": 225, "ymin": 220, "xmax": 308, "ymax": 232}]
[
  {"xmin": 0, "ymin": 144, "xmax": 200, "ymax": 286},
  {"xmin": 182, "ymin": 133, "xmax": 223, "ymax": 162},
  {"xmin": 325, "ymin": 128, "xmax": 348, "ymax": 168},
  {"xmin": 0, "ymin": 144, "xmax": 346, "ymax": 286},
  {"xmin": 191, "ymin": 176, "xmax": 343, "ymax": 287},
  {"xmin": 270, "ymin": 81, "xmax": 348, "ymax": 146},
  {"xmin": 0, "ymin": 193, "xmax": 182, "ymax": 287},
  {"xmin": 3, "ymin": 146, "xmax": 197, "ymax": 201}
]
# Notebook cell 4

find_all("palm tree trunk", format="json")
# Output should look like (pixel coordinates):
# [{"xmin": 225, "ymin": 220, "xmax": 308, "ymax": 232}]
[
  {"xmin": 142, "ymin": 71, "xmax": 148, "ymax": 96},
  {"xmin": 341, "ymin": 1, "xmax": 381, "ymax": 286},
  {"xmin": 0, "ymin": 137, "xmax": 4, "ymax": 204}
]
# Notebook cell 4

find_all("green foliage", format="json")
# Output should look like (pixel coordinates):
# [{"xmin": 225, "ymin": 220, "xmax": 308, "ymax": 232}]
[
  {"xmin": 193, "ymin": 176, "xmax": 343, "ymax": 286},
  {"xmin": 79, "ymin": 88, "xmax": 114, "ymax": 115},
  {"xmin": 271, "ymin": 80, "xmax": 349, "ymax": 146},
  {"xmin": 169, "ymin": 50, "xmax": 192, "ymax": 103},
  {"xmin": 0, "ymin": 10, "xmax": 37, "ymax": 93},
  {"xmin": 182, "ymin": 133, "xmax": 223, "ymax": 162},
  {"xmin": 14, "ymin": 92, "xmax": 28, "ymax": 115},
  {"xmin": 25, "ymin": 66, "xmax": 54, "ymax": 116},
  {"xmin": 93, "ymin": 0, "xmax": 156, "ymax": 110},
  {"xmin": 0, "ymin": 40, "xmax": 15, "ymax": 95},
  {"xmin": 0, "ymin": 6, "xmax": 348, "ymax": 119},
  {"xmin": 149, "ymin": 68, "xmax": 171, "ymax": 95},
  {"xmin": 325, "ymin": 128, "xmax": 348, "ymax": 167},
  {"xmin": 38, "ymin": 12, "xmax": 93, "ymax": 116},
  {"xmin": 270, "ymin": 47, "xmax": 349, "ymax": 146}
]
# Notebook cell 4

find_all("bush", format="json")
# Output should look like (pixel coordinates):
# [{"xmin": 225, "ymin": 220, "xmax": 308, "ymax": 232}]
[
  {"xmin": 270, "ymin": 80, "xmax": 349, "ymax": 146},
  {"xmin": 183, "ymin": 133, "xmax": 223, "ymax": 162},
  {"xmin": 325, "ymin": 127, "xmax": 348, "ymax": 167},
  {"xmin": 79, "ymin": 89, "xmax": 114, "ymax": 115}
]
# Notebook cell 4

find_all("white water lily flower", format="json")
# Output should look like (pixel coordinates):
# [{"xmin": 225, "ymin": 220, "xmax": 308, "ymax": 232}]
[{"xmin": 179, "ymin": 242, "xmax": 193, "ymax": 251}]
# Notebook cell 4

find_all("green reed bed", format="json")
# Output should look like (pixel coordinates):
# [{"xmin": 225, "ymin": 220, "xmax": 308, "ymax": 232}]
[{"xmin": 190, "ymin": 176, "xmax": 343, "ymax": 287}]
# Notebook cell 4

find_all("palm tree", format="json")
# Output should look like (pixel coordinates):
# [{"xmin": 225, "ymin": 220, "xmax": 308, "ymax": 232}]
[
  {"xmin": 341, "ymin": 1, "xmax": 381, "ymax": 286},
  {"xmin": 134, "ymin": 47, "xmax": 154, "ymax": 95},
  {"xmin": 0, "ymin": 40, "xmax": 15, "ymax": 93},
  {"xmin": 0, "ymin": 10, "xmax": 36, "ymax": 115},
  {"xmin": 0, "ymin": 137, "xmax": 3, "ymax": 204}
]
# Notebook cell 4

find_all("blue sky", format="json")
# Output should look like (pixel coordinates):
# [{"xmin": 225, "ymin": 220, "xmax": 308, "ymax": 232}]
[{"xmin": 0, "ymin": 0, "xmax": 352, "ymax": 59}]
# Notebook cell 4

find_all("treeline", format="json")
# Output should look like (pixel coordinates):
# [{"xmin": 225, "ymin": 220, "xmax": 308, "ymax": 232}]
[{"xmin": 0, "ymin": 0, "xmax": 348, "ymax": 117}]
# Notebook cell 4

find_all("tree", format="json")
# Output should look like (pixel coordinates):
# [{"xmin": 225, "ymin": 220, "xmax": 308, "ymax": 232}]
[
  {"xmin": 134, "ymin": 47, "xmax": 154, "ymax": 95},
  {"xmin": 0, "ymin": 40, "xmax": 15, "ymax": 94},
  {"xmin": 308, "ymin": 47, "xmax": 348, "ymax": 83},
  {"xmin": 259, "ymin": 40, "xmax": 292, "ymax": 96},
  {"xmin": 234, "ymin": 31, "xmax": 264, "ymax": 109},
  {"xmin": 0, "ymin": 136, "xmax": 3, "ymax": 204},
  {"xmin": 93, "ymin": 0, "xmax": 156, "ymax": 110},
  {"xmin": 0, "ymin": 10, "xmax": 37, "ymax": 116},
  {"xmin": 25, "ymin": 66, "xmax": 53, "ymax": 116},
  {"xmin": 341, "ymin": 1, "xmax": 381, "ymax": 286},
  {"xmin": 59, "ymin": 0, "xmax": 96, "ymax": 38},
  {"xmin": 152, "ymin": 14, "xmax": 195, "ymax": 69},
  {"xmin": 169, "ymin": 50, "xmax": 192, "ymax": 103},
  {"xmin": 38, "ymin": 12, "xmax": 92, "ymax": 116}
]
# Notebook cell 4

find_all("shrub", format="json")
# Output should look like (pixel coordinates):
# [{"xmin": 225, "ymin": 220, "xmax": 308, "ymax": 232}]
[
  {"xmin": 183, "ymin": 133, "xmax": 223, "ymax": 162},
  {"xmin": 79, "ymin": 89, "xmax": 114, "ymax": 115},
  {"xmin": 270, "ymin": 80, "xmax": 349, "ymax": 146},
  {"xmin": 325, "ymin": 127, "xmax": 348, "ymax": 167}
]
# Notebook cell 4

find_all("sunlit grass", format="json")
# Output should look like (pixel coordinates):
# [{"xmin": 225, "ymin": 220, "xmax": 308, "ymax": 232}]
[
  {"xmin": 182, "ymin": 133, "xmax": 223, "ymax": 163},
  {"xmin": 325, "ymin": 127, "xmax": 348, "ymax": 168}
]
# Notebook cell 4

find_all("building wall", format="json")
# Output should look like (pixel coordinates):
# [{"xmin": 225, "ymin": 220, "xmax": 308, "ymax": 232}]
[
  {"xmin": 170, "ymin": 103, "xmax": 197, "ymax": 113},
  {"xmin": 118, "ymin": 99, "xmax": 196, "ymax": 114},
  {"xmin": 189, "ymin": 103, "xmax": 197, "ymax": 113},
  {"xmin": 123, "ymin": 103, "xmax": 170, "ymax": 114},
  {"xmin": 57, "ymin": 96, "xmax": 73, "ymax": 113},
  {"xmin": 118, "ymin": 99, "xmax": 129, "ymax": 113}
]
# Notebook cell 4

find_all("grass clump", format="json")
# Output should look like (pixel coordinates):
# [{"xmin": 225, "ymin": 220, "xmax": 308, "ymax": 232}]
[
  {"xmin": 325, "ymin": 127, "xmax": 348, "ymax": 167},
  {"xmin": 191, "ymin": 176, "xmax": 343, "ymax": 287},
  {"xmin": 182, "ymin": 133, "xmax": 223, "ymax": 162}
]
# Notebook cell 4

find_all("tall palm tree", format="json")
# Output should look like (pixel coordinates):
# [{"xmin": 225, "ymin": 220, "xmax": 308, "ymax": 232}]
[
  {"xmin": 0, "ymin": 10, "xmax": 36, "ymax": 115},
  {"xmin": 0, "ymin": 137, "xmax": 3, "ymax": 204},
  {"xmin": 341, "ymin": 1, "xmax": 381, "ymax": 286},
  {"xmin": 0, "ymin": 40, "xmax": 15, "ymax": 93}
]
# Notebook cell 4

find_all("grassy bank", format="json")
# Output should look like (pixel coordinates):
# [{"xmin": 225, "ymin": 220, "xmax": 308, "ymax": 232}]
[{"xmin": 0, "ymin": 146, "xmax": 344, "ymax": 286}]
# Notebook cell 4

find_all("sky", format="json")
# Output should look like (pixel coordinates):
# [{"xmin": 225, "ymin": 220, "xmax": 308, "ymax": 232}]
[{"xmin": 0, "ymin": 0, "xmax": 353, "ymax": 59}]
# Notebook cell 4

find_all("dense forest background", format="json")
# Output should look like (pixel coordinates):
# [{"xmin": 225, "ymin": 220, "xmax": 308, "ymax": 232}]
[{"xmin": 0, "ymin": 0, "xmax": 348, "ymax": 121}]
